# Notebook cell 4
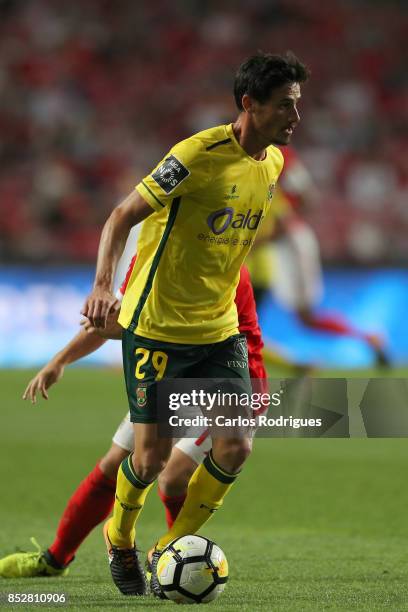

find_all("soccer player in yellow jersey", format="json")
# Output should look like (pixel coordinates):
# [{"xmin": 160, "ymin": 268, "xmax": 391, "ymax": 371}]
[{"xmin": 82, "ymin": 51, "xmax": 309, "ymax": 597}]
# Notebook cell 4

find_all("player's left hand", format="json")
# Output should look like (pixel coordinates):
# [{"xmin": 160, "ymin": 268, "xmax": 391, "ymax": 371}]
[{"xmin": 23, "ymin": 360, "xmax": 65, "ymax": 404}]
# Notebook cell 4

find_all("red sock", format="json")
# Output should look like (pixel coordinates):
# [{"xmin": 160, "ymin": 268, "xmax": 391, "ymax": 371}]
[
  {"xmin": 303, "ymin": 312, "xmax": 365, "ymax": 339},
  {"xmin": 48, "ymin": 462, "xmax": 116, "ymax": 567},
  {"xmin": 158, "ymin": 488, "xmax": 186, "ymax": 529}
]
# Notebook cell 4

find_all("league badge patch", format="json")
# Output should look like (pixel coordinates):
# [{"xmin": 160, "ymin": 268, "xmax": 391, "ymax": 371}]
[{"xmin": 152, "ymin": 155, "xmax": 190, "ymax": 194}]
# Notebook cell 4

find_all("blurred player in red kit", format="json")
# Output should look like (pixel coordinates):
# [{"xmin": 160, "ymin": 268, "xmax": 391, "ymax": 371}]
[{"xmin": 249, "ymin": 145, "xmax": 389, "ymax": 366}]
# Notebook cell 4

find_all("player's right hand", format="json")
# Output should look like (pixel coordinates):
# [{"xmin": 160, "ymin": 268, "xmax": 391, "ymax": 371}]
[
  {"xmin": 81, "ymin": 288, "xmax": 118, "ymax": 329},
  {"xmin": 80, "ymin": 304, "xmax": 122, "ymax": 340},
  {"xmin": 22, "ymin": 361, "xmax": 65, "ymax": 404}
]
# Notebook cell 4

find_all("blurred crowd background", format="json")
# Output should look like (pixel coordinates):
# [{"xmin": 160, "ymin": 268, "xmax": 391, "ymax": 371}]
[{"xmin": 1, "ymin": 0, "xmax": 407, "ymax": 265}]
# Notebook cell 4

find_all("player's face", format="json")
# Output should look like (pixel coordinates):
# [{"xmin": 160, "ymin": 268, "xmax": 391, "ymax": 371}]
[{"xmin": 248, "ymin": 82, "xmax": 301, "ymax": 146}]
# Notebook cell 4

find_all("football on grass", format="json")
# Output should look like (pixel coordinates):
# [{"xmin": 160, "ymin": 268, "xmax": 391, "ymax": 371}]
[{"xmin": 157, "ymin": 535, "xmax": 228, "ymax": 604}]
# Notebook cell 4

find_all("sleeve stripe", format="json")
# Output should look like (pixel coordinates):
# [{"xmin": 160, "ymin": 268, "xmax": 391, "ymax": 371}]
[{"xmin": 141, "ymin": 180, "xmax": 165, "ymax": 208}]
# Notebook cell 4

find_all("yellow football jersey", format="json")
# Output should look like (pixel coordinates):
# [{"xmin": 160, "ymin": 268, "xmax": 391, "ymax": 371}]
[{"xmin": 119, "ymin": 123, "xmax": 284, "ymax": 344}]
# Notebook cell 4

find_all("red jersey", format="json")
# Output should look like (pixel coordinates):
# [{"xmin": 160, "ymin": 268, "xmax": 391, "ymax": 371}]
[
  {"xmin": 119, "ymin": 258, "xmax": 266, "ymax": 381},
  {"xmin": 234, "ymin": 265, "xmax": 267, "ymax": 380}
]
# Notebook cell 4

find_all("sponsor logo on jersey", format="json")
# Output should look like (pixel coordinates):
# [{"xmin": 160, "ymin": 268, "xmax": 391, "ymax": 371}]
[
  {"xmin": 151, "ymin": 155, "xmax": 190, "ymax": 194},
  {"xmin": 136, "ymin": 383, "xmax": 148, "ymax": 407},
  {"xmin": 206, "ymin": 207, "xmax": 263, "ymax": 235}
]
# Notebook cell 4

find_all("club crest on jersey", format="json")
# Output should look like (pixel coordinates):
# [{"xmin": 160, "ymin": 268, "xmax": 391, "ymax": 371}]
[
  {"xmin": 151, "ymin": 155, "xmax": 190, "ymax": 194},
  {"xmin": 136, "ymin": 384, "xmax": 148, "ymax": 408},
  {"xmin": 267, "ymin": 183, "xmax": 275, "ymax": 200}
]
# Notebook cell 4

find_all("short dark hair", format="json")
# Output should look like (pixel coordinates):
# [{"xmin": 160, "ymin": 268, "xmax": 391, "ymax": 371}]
[{"xmin": 234, "ymin": 51, "xmax": 310, "ymax": 111}]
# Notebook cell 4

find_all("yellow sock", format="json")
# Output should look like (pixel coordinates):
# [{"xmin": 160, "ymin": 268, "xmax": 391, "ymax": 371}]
[
  {"xmin": 156, "ymin": 450, "xmax": 238, "ymax": 550},
  {"xmin": 108, "ymin": 455, "xmax": 154, "ymax": 548}
]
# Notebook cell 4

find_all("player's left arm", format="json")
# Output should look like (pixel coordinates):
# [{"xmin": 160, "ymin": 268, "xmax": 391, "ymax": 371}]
[{"xmin": 23, "ymin": 330, "xmax": 107, "ymax": 404}]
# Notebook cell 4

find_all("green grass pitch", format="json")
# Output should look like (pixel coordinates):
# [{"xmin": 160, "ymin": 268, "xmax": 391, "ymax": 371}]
[{"xmin": 1, "ymin": 368, "xmax": 408, "ymax": 610}]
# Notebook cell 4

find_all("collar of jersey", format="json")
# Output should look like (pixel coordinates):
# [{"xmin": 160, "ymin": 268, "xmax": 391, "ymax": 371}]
[{"xmin": 226, "ymin": 123, "xmax": 269, "ymax": 165}]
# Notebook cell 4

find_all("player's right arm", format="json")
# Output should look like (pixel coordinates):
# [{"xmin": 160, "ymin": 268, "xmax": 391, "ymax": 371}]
[
  {"xmin": 23, "ymin": 329, "xmax": 107, "ymax": 404},
  {"xmin": 81, "ymin": 190, "xmax": 153, "ymax": 329}
]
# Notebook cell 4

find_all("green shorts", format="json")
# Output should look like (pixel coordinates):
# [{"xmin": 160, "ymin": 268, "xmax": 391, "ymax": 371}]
[{"xmin": 122, "ymin": 330, "xmax": 251, "ymax": 423}]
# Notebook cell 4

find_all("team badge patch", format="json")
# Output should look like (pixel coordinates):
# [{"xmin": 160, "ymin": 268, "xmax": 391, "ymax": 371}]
[
  {"xmin": 136, "ymin": 384, "xmax": 148, "ymax": 408},
  {"xmin": 267, "ymin": 183, "xmax": 275, "ymax": 200},
  {"xmin": 151, "ymin": 155, "xmax": 190, "ymax": 194}
]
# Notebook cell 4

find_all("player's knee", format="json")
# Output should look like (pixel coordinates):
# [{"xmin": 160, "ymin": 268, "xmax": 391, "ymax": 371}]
[
  {"xmin": 214, "ymin": 439, "xmax": 252, "ymax": 473},
  {"xmin": 99, "ymin": 444, "xmax": 130, "ymax": 481}
]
